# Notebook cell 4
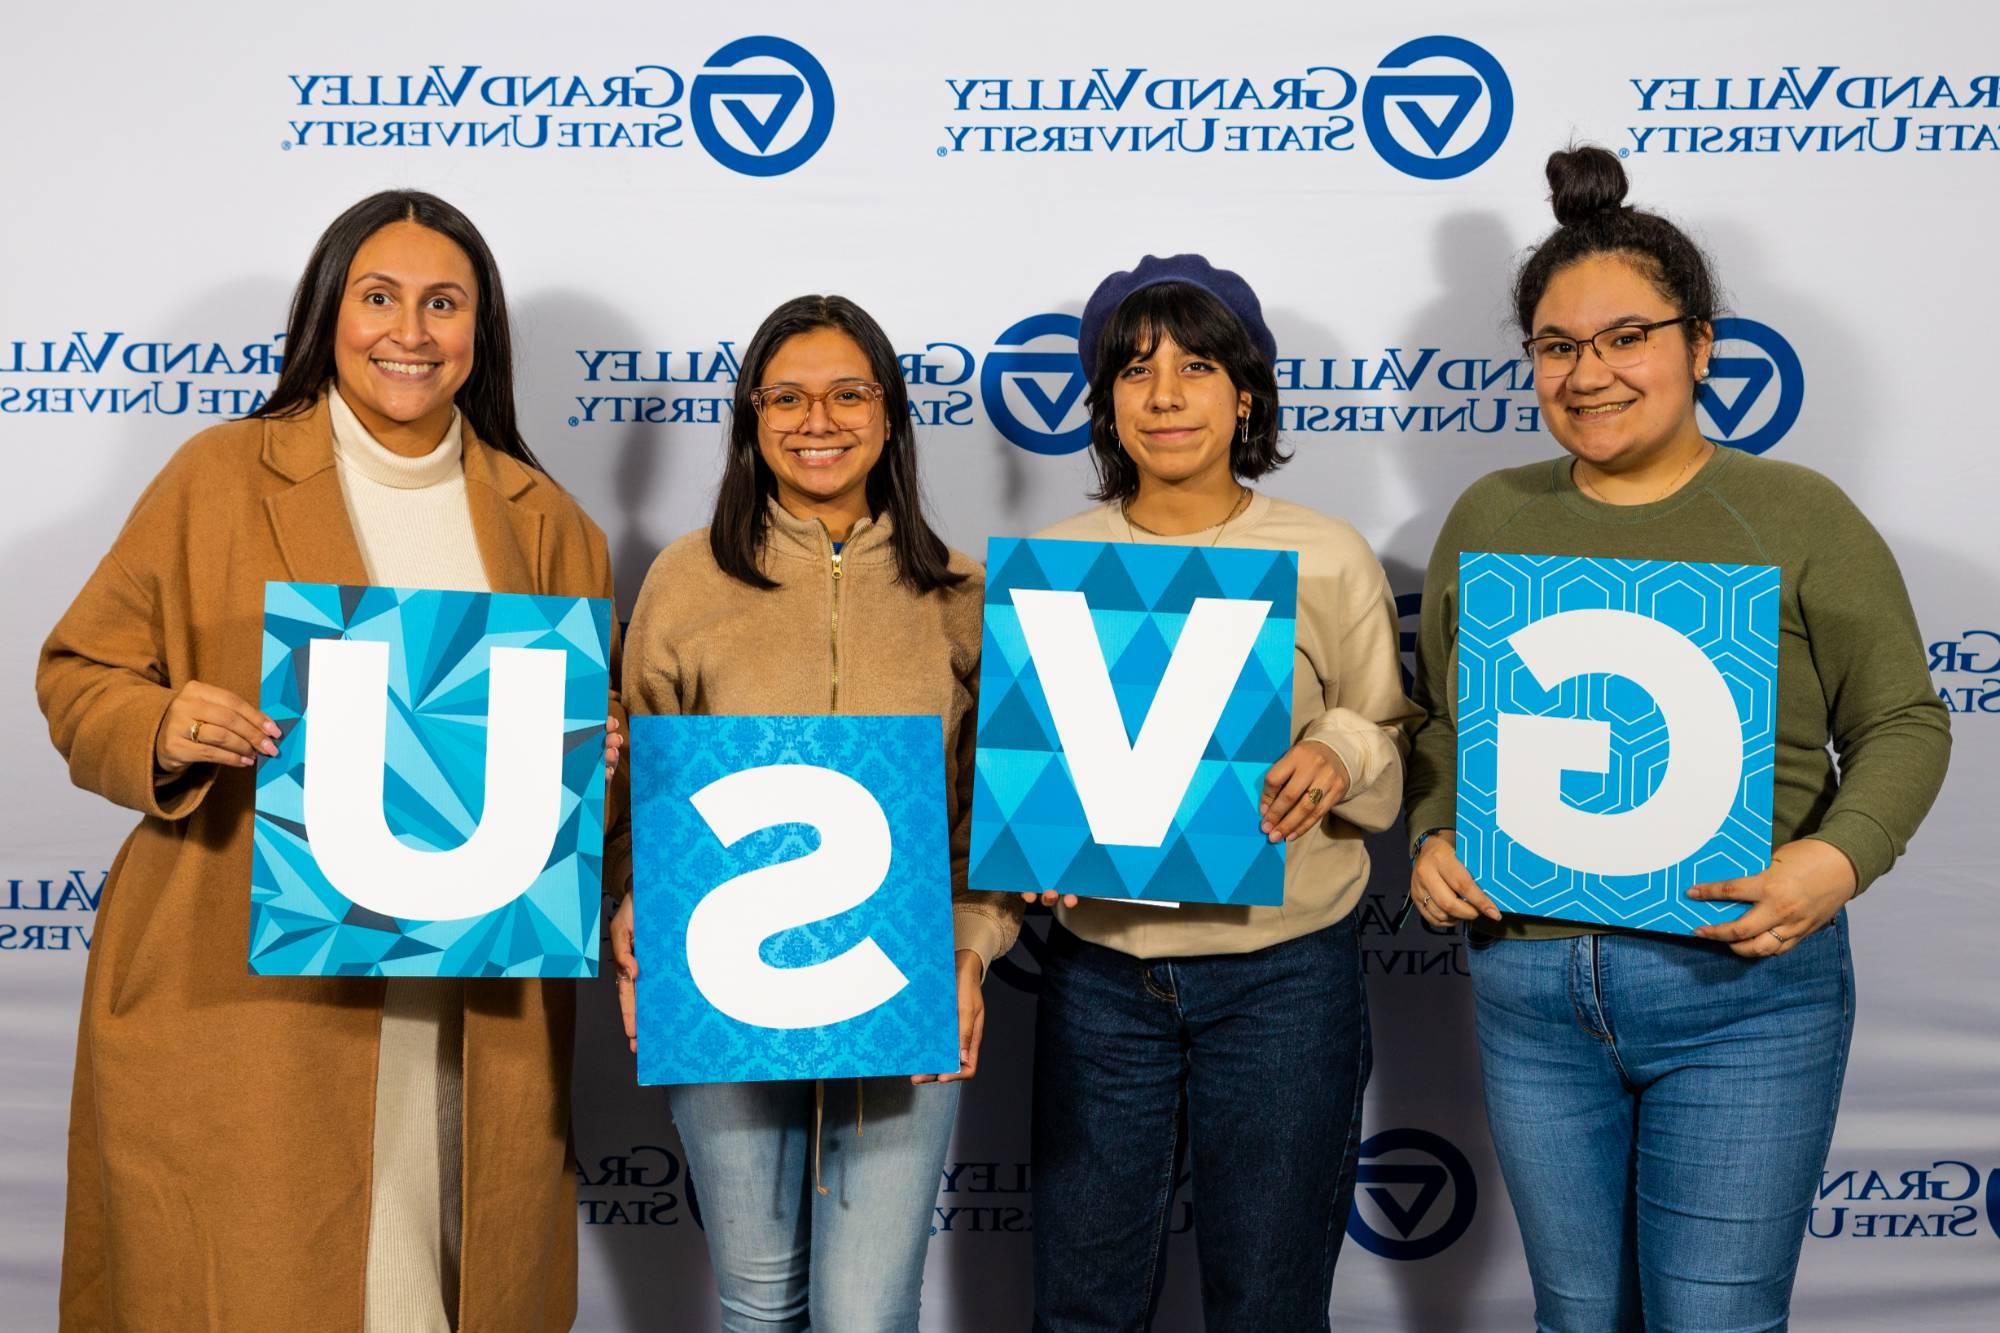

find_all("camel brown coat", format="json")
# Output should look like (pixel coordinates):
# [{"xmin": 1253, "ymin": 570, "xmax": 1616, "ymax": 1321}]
[{"xmin": 37, "ymin": 394, "xmax": 625, "ymax": 1331}]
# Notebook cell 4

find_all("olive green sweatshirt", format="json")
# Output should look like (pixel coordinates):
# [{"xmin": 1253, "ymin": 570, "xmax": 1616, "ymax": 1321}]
[{"xmin": 1404, "ymin": 447, "xmax": 1951, "ymax": 940}]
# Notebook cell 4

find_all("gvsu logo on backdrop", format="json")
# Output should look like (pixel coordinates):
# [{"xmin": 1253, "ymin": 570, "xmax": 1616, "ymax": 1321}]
[
  {"xmin": 285, "ymin": 37, "xmax": 833, "ymax": 174},
  {"xmin": 1809, "ymin": 1160, "xmax": 2000, "ymax": 1240},
  {"xmin": 1347, "ymin": 1128, "xmax": 1479, "ymax": 1260},
  {"xmin": 0, "ymin": 332, "xmax": 283, "ymax": 418},
  {"xmin": 1623, "ymin": 65, "xmax": 2000, "ymax": 157},
  {"xmin": 575, "ymin": 1144, "xmax": 704, "ymax": 1228},
  {"xmin": 1362, "ymin": 36, "xmax": 1513, "ymax": 179},
  {"xmin": 1, "ymin": 870, "xmax": 103, "ymax": 956},
  {"xmin": 1928, "ymin": 628, "xmax": 2000, "ymax": 715},
  {"xmin": 937, "ymin": 37, "xmax": 1510, "ymax": 175},
  {"xmin": 982, "ymin": 314, "xmax": 1091, "ymax": 454},
  {"xmin": 690, "ymin": 37, "xmax": 835, "ymax": 176},
  {"xmin": 1455, "ymin": 553, "xmax": 1781, "ymax": 934},
  {"xmin": 1697, "ymin": 318, "xmax": 1803, "ymax": 455}
]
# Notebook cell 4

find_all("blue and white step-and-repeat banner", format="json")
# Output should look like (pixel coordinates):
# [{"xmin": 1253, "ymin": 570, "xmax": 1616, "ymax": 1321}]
[{"xmin": 3, "ymin": 2, "xmax": 1995, "ymax": 1327}]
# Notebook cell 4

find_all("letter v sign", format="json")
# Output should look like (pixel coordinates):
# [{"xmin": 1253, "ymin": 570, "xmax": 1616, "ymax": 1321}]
[{"xmin": 1010, "ymin": 589, "xmax": 1271, "ymax": 846}]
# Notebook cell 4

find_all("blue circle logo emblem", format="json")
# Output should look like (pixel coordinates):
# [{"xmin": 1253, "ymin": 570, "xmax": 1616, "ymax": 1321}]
[
  {"xmin": 1986, "ymin": 1162, "xmax": 1998, "ymax": 1237},
  {"xmin": 1346, "ymin": 1127, "xmax": 1479, "ymax": 1260},
  {"xmin": 982, "ymin": 313, "xmax": 1093, "ymax": 455},
  {"xmin": 1363, "ymin": 36, "xmax": 1513, "ymax": 180},
  {"xmin": 1698, "ymin": 317, "xmax": 1804, "ymax": 455},
  {"xmin": 691, "ymin": 36, "xmax": 834, "ymax": 177}
]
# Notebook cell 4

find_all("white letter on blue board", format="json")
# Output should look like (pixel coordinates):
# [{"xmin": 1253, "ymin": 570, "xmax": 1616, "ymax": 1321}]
[
  {"xmin": 684, "ymin": 764, "xmax": 910, "ymax": 1030},
  {"xmin": 302, "ymin": 638, "xmax": 568, "ymax": 920},
  {"xmin": 1496, "ymin": 609, "xmax": 1744, "ymax": 875},
  {"xmin": 1010, "ymin": 588, "xmax": 1270, "ymax": 847}
]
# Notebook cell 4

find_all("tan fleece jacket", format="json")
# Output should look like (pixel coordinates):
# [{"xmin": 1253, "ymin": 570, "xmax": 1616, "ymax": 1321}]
[
  {"xmin": 623, "ymin": 501, "xmax": 1023, "ymax": 970},
  {"xmin": 1035, "ymin": 491, "xmax": 1420, "ymax": 958}
]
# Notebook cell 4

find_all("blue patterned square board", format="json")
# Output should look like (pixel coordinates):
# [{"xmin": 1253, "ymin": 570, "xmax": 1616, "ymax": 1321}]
[
  {"xmin": 1455, "ymin": 552, "xmax": 1779, "ymax": 933},
  {"xmin": 631, "ymin": 715, "xmax": 959, "ymax": 1085},
  {"xmin": 970, "ymin": 537, "xmax": 1298, "ymax": 906},
  {"xmin": 250, "ymin": 582, "xmax": 611, "ymax": 977}
]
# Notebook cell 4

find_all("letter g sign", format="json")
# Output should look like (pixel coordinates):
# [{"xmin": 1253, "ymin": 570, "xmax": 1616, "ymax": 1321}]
[
  {"xmin": 1454, "ymin": 554, "xmax": 1780, "ymax": 933},
  {"xmin": 1496, "ymin": 610, "xmax": 1741, "ymax": 874}
]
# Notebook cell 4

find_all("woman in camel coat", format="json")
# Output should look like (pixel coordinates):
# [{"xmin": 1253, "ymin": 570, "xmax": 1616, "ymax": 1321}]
[{"xmin": 37, "ymin": 190, "xmax": 624, "ymax": 1331}]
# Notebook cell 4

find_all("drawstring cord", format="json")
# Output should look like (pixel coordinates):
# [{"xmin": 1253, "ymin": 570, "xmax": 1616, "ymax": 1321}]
[{"xmin": 811, "ymin": 1078, "xmax": 867, "ymax": 1197}]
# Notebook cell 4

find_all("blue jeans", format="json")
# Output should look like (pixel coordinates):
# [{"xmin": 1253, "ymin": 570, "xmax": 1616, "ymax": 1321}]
[
  {"xmin": 1030, "ymin": 917, "xmax": 1371, "ymax": 1333},
  {"xmin": 1468, "ymin": 914, "xmax": 1855, "ymax": 1333},
  {"xmin": 667, "ymin": 1077, "xmax": 961, "ymax": 1332}
]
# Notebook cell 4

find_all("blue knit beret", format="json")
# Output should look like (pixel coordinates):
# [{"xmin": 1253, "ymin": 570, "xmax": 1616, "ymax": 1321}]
[{"xmin": 1076, "ymin": 253, "xmax": 1278, "ymax": 376}]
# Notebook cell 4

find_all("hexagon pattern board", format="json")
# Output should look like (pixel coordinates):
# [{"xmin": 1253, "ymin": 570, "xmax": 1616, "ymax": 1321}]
[
  {"xmin": 251, "ymin": 582, "xmax": 611, "ymax": 977},
  {"xmin": 971, "ymin": 537, "xmax": 1299, "ymax": 906},
  {"xmin": 1456, "ymin": 552, "xmax": 1779, "ymax": 933},
  {"xmin": 630, "ymin": 715, "xmax": 959, "ymax": 1085}
]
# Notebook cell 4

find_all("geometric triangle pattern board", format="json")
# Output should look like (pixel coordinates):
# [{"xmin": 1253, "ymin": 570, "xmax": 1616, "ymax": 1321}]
[
  {"xmin": 629, "ymin": 715, "xmax": 959, "ymax": 1085},
  {"xmin": 971, "ymin": 537, "xmax": 1299, "ymax": 906},
  {"xmin": 1454, "ymin": 552, "xmax": 1780, "ymax": 934},
  {"xmin": 250, "ymin": 582, "xmax": 611, "ymax": 978}
]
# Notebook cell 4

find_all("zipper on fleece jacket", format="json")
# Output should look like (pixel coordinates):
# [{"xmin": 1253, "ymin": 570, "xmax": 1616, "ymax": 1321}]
[{"xmin": 828, "ymin": 546, "xmax": 843, "ymax": 710}]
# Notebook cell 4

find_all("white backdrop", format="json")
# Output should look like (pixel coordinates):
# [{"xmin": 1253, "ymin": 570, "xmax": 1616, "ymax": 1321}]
[{"xmin": 4, "ymin": 2, "xmax": 1996, "ymax": 1328}]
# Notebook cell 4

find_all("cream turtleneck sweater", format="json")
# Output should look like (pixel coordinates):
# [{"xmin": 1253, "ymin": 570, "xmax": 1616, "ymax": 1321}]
[{"xmin": 330, "ymin": 387, "xmax": 481, "ymax": 1333}]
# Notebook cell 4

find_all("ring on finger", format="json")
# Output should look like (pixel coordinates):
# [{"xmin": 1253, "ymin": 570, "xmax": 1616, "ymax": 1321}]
[
  {"xmin": 1306, "ymin": 786, "xmax": 1326, "ymax": 806},
  {"xmin": 1767, "ymin": 927, "xmax": 1787, "ymax": 945},
  {"xmin": 185, "ymin": 720, "xmax": 202, "ymax": 744}
]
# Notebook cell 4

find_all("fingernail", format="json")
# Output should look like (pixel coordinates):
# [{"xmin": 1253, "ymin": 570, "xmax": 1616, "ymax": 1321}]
[
  {"xmin": 1260, "ymin": 821, "xmax": 1274, "ymax": 834},
  {"xmin": 239, "ymin": 755, "xmax": 254, "ymax": 766},
  {"xmin": 262, "ymin": 742, "xmax": 278, "ymax": 756},
  {"xmin": 264, "ymin": 722, "xmax": 280, "ymax": 737}
]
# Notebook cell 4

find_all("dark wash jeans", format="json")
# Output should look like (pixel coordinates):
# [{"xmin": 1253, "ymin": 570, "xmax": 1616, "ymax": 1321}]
[{"xmin": 1030, "ymin": 916, "xmax": 1372, "ymax": 1333}]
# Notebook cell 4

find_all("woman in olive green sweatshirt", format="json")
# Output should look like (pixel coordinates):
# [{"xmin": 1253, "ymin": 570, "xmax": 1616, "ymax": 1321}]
[
  {"xmin": 1404, "ymin": 146, "xmax": 1950, "ymax": 1332},
  {"xmin": 607, "ymin": 295, "xmax": 1021, "ymax": 1330}
]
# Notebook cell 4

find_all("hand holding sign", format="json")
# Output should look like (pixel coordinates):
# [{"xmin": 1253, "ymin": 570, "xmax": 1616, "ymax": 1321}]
[{"xmin": 1689, "ymin": 838, "xmax": 1858, "ymax": 957}]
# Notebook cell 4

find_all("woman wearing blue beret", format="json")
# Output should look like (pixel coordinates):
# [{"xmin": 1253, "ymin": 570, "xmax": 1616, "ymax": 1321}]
[{"xmin": 1025, "ymin": 255, "xmax": 1419, "ymax": 1331}]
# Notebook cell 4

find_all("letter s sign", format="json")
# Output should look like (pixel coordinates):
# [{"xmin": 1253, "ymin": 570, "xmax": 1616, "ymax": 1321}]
[
  {"xmin": 630, "ymin": 714, "xmax": 960, "ymax": 1085},
  {"xmin": 684, "ymin": 764, "xmax": 909, "ymax": 1029}
]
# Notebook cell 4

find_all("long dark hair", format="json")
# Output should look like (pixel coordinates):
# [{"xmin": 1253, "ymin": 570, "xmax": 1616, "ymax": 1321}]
[
  {"xmin": 711, "ymin": 295, "xmax": 965, "ymax": 594},
  {"xmin": 1512, "ymin": 145, "xmax": 1722, "ymax": 375},
  {"xmin": 252, "ymin": 190, "xmax": 543, "ymax": 472},
  {"xmin": 1084, "ymin": 281, "xmax": 1288, "ymax": 504}
]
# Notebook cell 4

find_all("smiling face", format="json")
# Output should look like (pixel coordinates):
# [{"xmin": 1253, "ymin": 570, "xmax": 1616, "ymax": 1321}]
[
  {"xmin": 1531, "ymin": 252, "xmax": 1712, "ymax": 473},
  {"xmin": 1110, "ymin": 328, "xmax": 1251, "ymax": 490},
  {"xmin": 753, "ymin": 326, "xmax": 887, "ymax": 529},
  {"xmin": 332, "ymin": 219, "xmax": 478, "ymax": 455}
]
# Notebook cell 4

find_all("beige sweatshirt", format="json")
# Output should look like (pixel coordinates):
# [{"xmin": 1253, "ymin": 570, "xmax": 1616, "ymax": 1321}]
[
  {"xmin": 623, "ymin": 501, "xmax": 1024, "ymax": 971},
  {"xmin": 1035, "ymin": 491, "xmax": 1419, "ymax": 958}
]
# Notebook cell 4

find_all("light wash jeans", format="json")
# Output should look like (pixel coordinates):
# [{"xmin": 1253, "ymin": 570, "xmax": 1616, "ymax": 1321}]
[
  {"xmin": 668, "ymin": 1077, "xmax": 960, "ymax": 1332},
  {"xmin": 1468, "ymin": 913, "xmax": 1854, "ymax": 1333}
]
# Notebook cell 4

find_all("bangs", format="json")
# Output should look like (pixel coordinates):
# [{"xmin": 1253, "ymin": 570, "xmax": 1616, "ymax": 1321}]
[{"xmin": 1092, "ymin": 282, "xmax": 1249, "ymax": 379}]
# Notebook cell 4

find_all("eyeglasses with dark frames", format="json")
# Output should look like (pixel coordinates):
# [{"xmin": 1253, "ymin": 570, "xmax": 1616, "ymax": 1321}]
[{"xmin": 1522, "ymin": 316, "xmax": 1697, "ymax": 376}]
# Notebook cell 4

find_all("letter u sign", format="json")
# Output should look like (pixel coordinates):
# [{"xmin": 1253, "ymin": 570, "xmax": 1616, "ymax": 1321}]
[
  {"xmin": 1454, "ymin": 553, "xmax": 1779, "ymax": 934},
  {"xmin": 630, "ymin": 715, "xmax": 960, "ymax": 1085},
  {"xmin": 250, "ymin": 583, "xmax": 612, "ymax": 978}
]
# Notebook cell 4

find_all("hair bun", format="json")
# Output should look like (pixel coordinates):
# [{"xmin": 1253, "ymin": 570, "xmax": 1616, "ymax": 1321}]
[{"xmin": 1546, "ymin": 145, "xmax": 1629, "ymax": 227}]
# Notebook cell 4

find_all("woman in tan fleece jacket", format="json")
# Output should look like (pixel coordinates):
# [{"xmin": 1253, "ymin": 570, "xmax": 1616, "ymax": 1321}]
[{"xmin": 608, "ymin": 294, "xmax": 1021, "ymax": 1330}]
